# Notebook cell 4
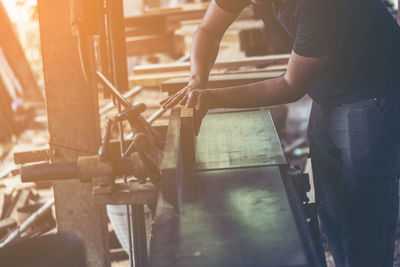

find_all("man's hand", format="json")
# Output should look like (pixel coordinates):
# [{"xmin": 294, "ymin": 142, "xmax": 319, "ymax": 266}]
[
  {"xmin": 186, "ymin": 89, "xmax": 214, "ymax": 135},
  {"xmin": 160, "ymin": 79, "xmax": 206, "ymax": 109}
]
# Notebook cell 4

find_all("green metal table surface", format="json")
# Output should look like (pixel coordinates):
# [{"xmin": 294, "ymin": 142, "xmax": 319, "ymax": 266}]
[{"xmin": 150, "ymin": 166, "xmax": 309, "ymax": 267}]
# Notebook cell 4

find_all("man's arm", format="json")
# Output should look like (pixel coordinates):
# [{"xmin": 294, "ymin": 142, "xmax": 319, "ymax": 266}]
[
  {"xmin": 187, "ymin": 51, "xmax": 329, "ymax": 110},
  {"xmin": 161, "ymin": 0, "xmax": 242, "ymax": 108},
  {"xmin": 186, "ymin": 51, "xmax": 329, "ymax": 134}
]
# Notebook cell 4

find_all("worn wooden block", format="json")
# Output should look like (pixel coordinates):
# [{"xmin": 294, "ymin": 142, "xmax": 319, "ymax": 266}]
[
  {"xmin": 160, "ymin": 107, "xmax": 182, "ymax": 208},
  {"xmin": 180, "ymin": 106, "xmax": 195, "ymax": 169}
]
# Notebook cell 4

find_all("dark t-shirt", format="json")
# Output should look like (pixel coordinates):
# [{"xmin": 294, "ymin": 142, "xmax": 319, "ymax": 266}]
[{"xmin": 215, "ymin": 0, "xmax": 400, "ymax": 106}]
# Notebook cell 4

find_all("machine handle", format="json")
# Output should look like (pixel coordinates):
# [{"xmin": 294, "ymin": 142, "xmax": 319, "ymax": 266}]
[{"xmin": 21, "ymin": 162, "xmax": 79, "ymax": 183}]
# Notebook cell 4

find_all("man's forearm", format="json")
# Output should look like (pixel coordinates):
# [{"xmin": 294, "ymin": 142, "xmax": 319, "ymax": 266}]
[
  {"xmin": 189, "ymin": 27, "xmax": 221, "ymax": 86},
  {"xmin": 207, "ymin": 76, "xmax": 305, "ymax": 109}
]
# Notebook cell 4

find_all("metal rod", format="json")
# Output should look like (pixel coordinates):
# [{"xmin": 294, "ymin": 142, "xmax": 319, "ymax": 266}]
[
  {"xmin": 96, "ymin": 71, "xmax": 132, "ymax": 108},
  {"xmin": 131, "ymin": 204, "xmax": 149, "ymax": 267},
  {"xmin": 100, "ymin": 86, "xmax": 143, "ymax": 115},
  {"xmin": 117, "ymin": 100, "xmax": 135, "ymax": 267},
  {"xmin": 0, "ymin": 199, "xmax": 55, "ymax": 248},
  {"xmin": 147, "ymin": 107, "xmax": 167, "ymax": 125},
  {"xmin": 123, "ymin": 139, "xmax": 136, "ymax": 158}
]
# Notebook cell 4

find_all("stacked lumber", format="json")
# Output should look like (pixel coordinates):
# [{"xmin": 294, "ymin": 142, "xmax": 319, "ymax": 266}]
[
  {"xmin": 129, "ymin": 54, "xmax": 289, "ymax": 89},
  {"xmin": 132, "ymin": 54, "xmax": 289, "ymax": 74},
  {"xmin": 124, "ymin": 3, "xmax": 209, "ymax": 56}
]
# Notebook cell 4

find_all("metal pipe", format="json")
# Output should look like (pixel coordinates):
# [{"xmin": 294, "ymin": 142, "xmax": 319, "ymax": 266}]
[
  {"xmin": 147, "ymin": 107, "xmax": 167, "ymax": 125},
  {"xmin": 100, "ymin": 86, "xmax": 143, "ymax": 115},
  {"xmin": 131, "ymin": 204, "xmax": 148, "ymax": 267},
  {"xmin": 96, "ymin": 71, "xmax": 132, "ymax": 108}
]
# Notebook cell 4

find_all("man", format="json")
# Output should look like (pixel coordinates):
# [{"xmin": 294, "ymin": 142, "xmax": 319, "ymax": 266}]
[{"xmin": 161, "ymin": 0, "xmax": 400, "ymax": 266}]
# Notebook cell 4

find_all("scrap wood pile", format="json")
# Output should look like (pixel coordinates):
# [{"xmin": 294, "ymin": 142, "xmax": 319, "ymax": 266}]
[{"xmin": 0, "ymin": 183, "xmax": 55, "ymax": 248}]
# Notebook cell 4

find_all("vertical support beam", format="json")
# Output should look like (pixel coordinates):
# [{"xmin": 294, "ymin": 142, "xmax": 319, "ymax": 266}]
[
  {"xmin": 37, "ymin": 1, "xmax": 109, "ymax": 266},
  {"xmin": 180, "ymin": 106, "xmax": 195, "ymax": 169},
  {"xmin": 107, "ymin": 0, "xmax": 129, "ymax": 92}
]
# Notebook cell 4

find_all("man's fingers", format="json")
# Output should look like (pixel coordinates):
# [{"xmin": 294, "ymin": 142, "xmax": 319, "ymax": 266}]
[
  {"xmin": 186, "ymin": 91, "xmax": 198, "ymax": 108},
  {"xmin": 178, "ymin": 95, "xmax": 188, "ymax": 105},
  {"xmin": 161, "ymin": 96, "xmax": 175, "ymax": 108},
  {"xmin": 160, "ymin": 96, "xmax": 170, "ymax": 105},
  {"xmin": 163, "ymin": 92, "xmax": 184, "ymax": 109},
  {"xmin": 196, "ymin": 92, "xmax": 205, "ymax": 111},
  {"xmin": 162, "ymin": 86, "xmax": 192, "ymax": 109}
]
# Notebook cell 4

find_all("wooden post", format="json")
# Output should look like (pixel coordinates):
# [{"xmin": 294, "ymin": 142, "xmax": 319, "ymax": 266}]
[{"xmin": 37, "ymin": 0, "xmax": 109, "ymax": 266}]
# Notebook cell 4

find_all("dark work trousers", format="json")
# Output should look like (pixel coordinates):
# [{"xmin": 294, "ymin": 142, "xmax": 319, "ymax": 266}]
[
  {"xmin": 308, "ymin": 95, "xmax": 400, "ymax": 267},
  {"xmin": 0, "ymin": 232, "xmax": 87, "ymax": 267}
]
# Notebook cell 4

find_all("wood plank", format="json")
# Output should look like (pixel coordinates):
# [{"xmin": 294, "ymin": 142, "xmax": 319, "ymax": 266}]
[
  {"xmin": 129, "ymin": 65, "xmax": 287, "ymax": 87},
  {"xmin": 133, "ymin": 54, "xmax": 290, "ymax": 75},
  {"xmin": 180, "ymin": 106, "xmax": 195, "ymax": 169},
  {"xmin": 124, "ymin": 7, "xmax": 206, "ymax": 28},
  {"xmin": 126, "ymin": 34, "xmax": 184, "ymax": 56},
  {"xmin": 125, "ymin": 16, "xmax": 179, "ymax": 37},
  {"xmin": 9, "ymin": 189, "xmax": 30, "ymax": 222},
  {"xmin": 160, "ymin": 107, "xmax": 181, "ymax": 173},
  {"xmin": 160, "ymin": 107, "xmax": 182, "ymax": 208},
  {"xmin": 14, "ymin": 149, "xmax": 51, "ymax": 165},
  {"xmin": 161, "ymin": 71, "xmax": 284, "ymax": 94},
  {"xmin": 150, "ymin": 166, "xmax": 308, "ymax": 267},
  {"xmin": 37, "ymin": 0, "xmax": 109, "ymax": 266},
  {"xmin": 193, "ymin": 109, "xmax": 286, "ymax": 170}
]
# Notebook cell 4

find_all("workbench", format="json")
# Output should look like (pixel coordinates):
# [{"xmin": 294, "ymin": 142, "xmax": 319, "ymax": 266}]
[{"xmin": 151, "ymin": 107, "xmax": 321, "ymax": 266}]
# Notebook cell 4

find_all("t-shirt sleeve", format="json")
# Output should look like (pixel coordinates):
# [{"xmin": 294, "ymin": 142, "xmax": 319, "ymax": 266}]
[
  {"xmin": 293, "ymin": 0, "xmax": 345, "ymax": 58},
  {"xmin": 215, "ymin": 0, "xmax": 250, "ymax": 13}
]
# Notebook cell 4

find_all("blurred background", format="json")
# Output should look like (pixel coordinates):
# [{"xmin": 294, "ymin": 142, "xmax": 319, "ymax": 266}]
[{"xmin": 0, "ymin": 0, "xmax": 398, "ymax": 266}]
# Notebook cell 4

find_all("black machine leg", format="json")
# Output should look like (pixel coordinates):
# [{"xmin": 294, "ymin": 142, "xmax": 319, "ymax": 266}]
[
  {"xmin": 131, "ymin": 204, "xmax": 148, "ymax": 267},
  {"xmin": 304, "ymin": 202, "xmax": 326, "ymax": 266}
]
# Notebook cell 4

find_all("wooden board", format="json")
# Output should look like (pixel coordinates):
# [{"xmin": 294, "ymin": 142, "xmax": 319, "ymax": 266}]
[
  {"xmin": 161, "ymin": 71, "xmax": 284, "ymax": 94},
  {"xmin": 129, "ymin": 65, "xmax": 287, "ymax": 87},
  {"xmin": 124, "ymin": 5, "xmax": 208, "ymax": 37},
  {"xmin": 194, "ymin": 109, "xmax": 286, "ymax": 170},
  {"xmin": 150, "ymin": 166, "xmax": 308, "ymax": 267},
  {"xmin": 133, "ymin": 54, "xmax": 290, "ymax": 75},
  {"xmin": 126, "ymin": 34, "xmax": 184, "ymax": 56}
]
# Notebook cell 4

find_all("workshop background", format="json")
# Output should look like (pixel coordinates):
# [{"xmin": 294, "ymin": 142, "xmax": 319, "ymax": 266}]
[{"xmin": 0, "ymin": 0, "xmax": 399, "ymax": 266}]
